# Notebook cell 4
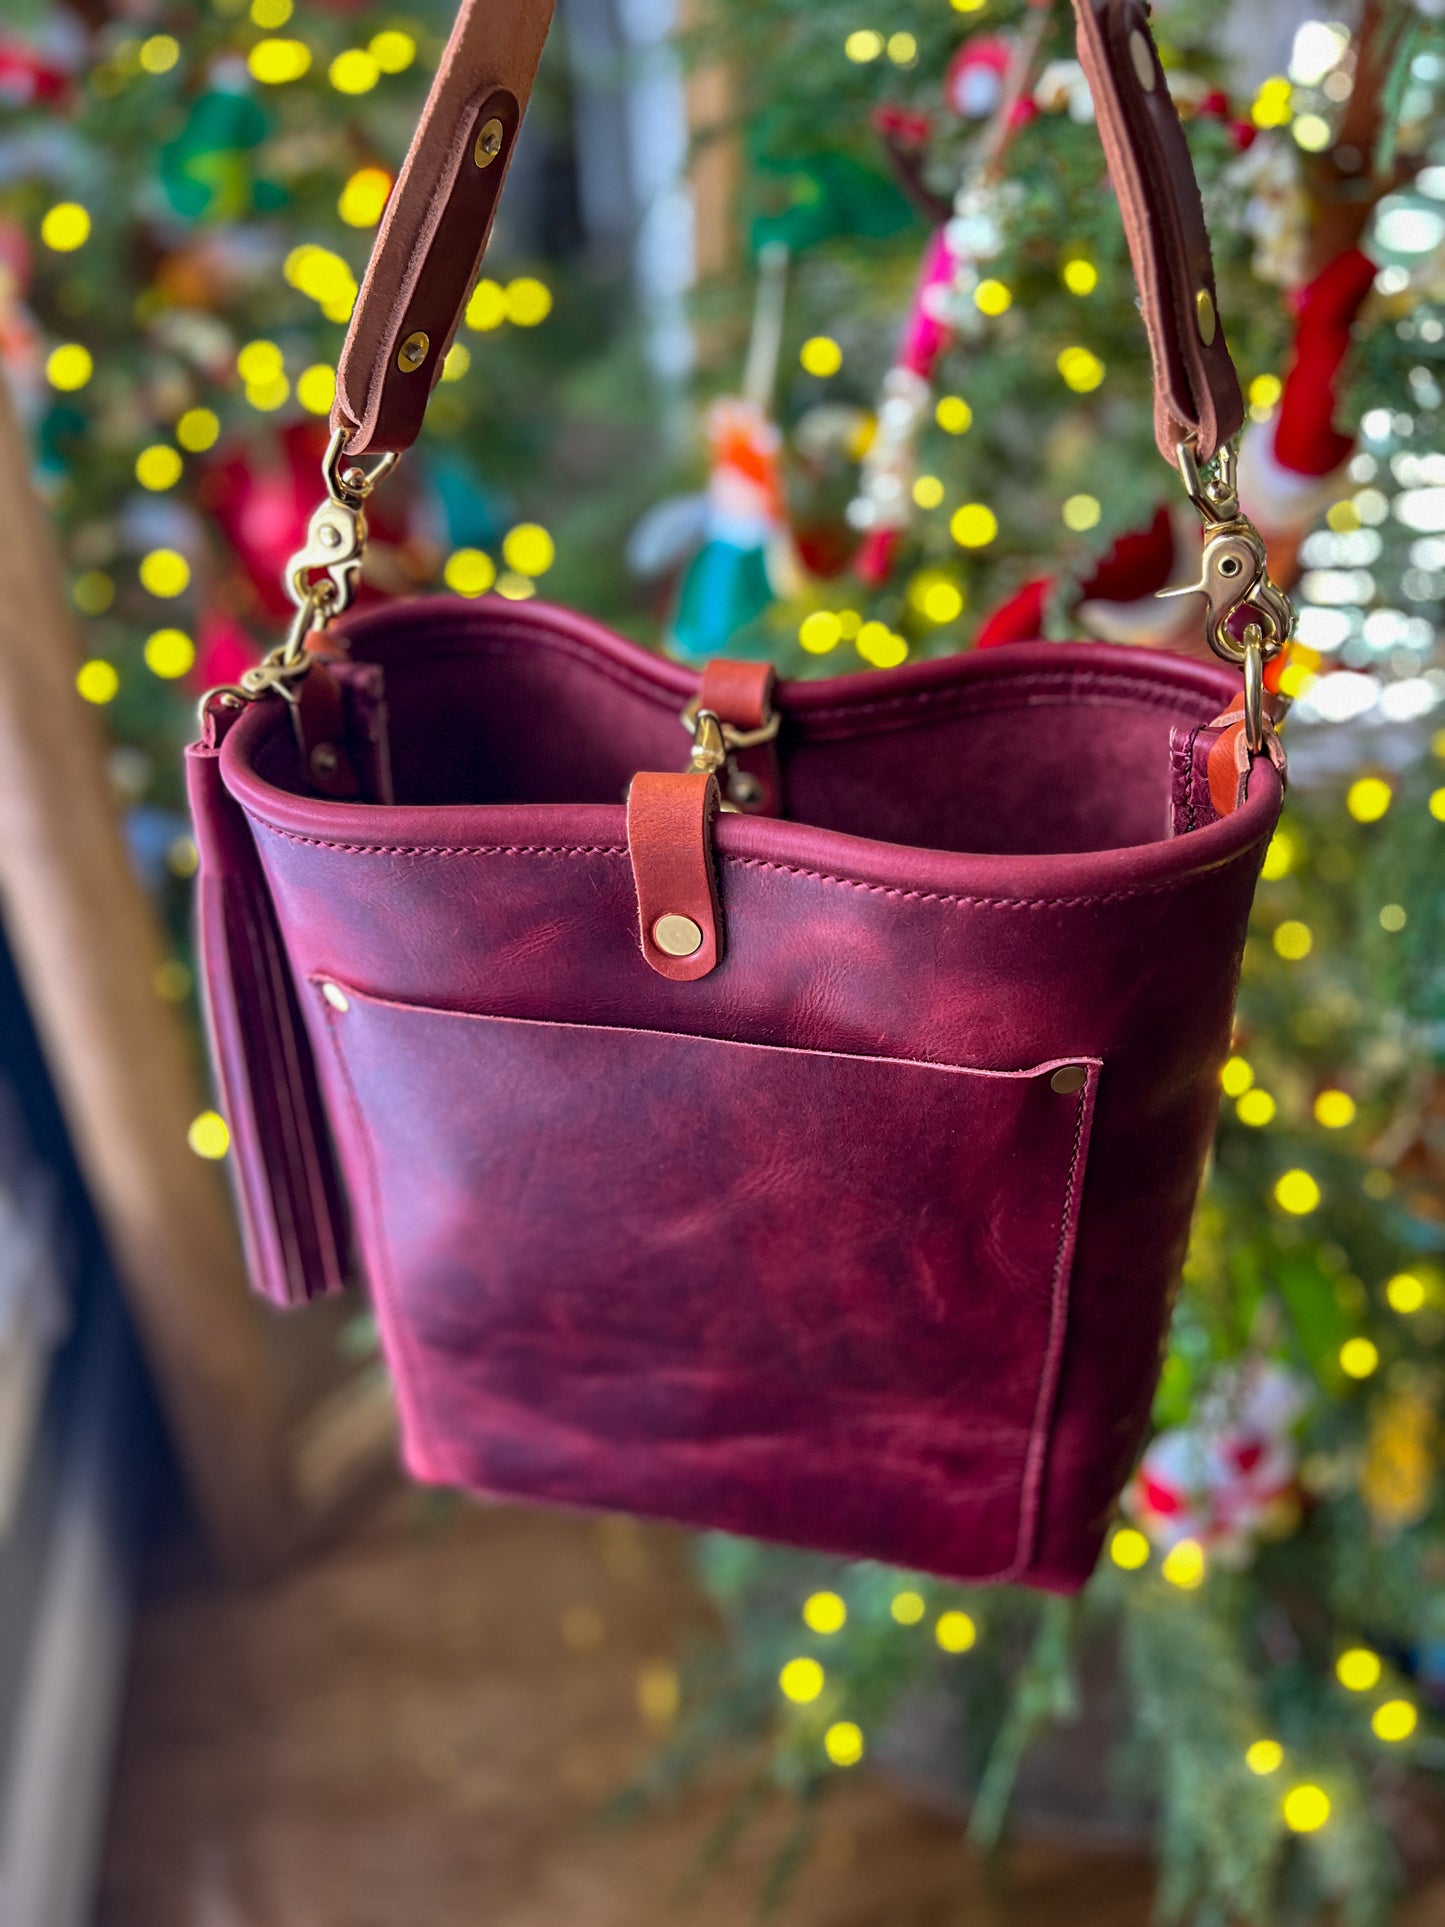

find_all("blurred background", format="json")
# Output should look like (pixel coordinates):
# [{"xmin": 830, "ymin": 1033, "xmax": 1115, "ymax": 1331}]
[{"xmin": 1, "ymin": 0, "xmax": 1444, "ymax": 1921}]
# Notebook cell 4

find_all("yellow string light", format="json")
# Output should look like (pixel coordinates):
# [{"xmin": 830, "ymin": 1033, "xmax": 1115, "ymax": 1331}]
[
  {"xmin": 188, "ymin": 1111, "xmax": 231, "ymax": 1160},
  {"xmin": 250, "ymin": 0, "xmax": 293, "ymax": 25},
  {"xmin": 1236, "ymin": 1089, "xmax": 1277, "ymax": 1127},
  {"xmin": 144, "ymin": 628, "xmax": 196, "ymax": 678},
  {"xmin": 502, "ymin": 524, "xmax": 555, "ymax": 576},
  {"xmin": 442, "ymin": 343, "xmax": 471, "ymax": 383},
  {"xmin": 1251, "ymin": 76, "xmax": 1293, "ymax": 130},
  {"xmin": 779, "ymin": 1657, "xmax": 824, "ymax": 1703},
  {"xmin": 496, "ymin": 572, "xmax": 535, "ymax": 601},
  {"xmin": 890, "ymin": 1590, "xmax": 926, "ymax": 1625},
  {"xmin": 1109, "ymin": 1527, "xmax": 1150, "ymax": 1570},
  {"xmin": 46, "ymin": 344, "xmax": 93, "ymax": 391},
  {"xmin": 329, "ymin": 49, "xmax": 380, "ymax": 93},
  {"xmin": 800, "ymin": 335, "xmax": 843, "ymax": 377},
  {"xmin": 1262, "ymin": 828, "xmax": 1297, "ymax": 881},
  {"xmin": 844, "ymin": 29, "xmax": 884, "ymax": 61},
  {"xmin": 1058, "ymin": 346, "xmax": 1105, "ymax": 392},
  {"xmin": 296, "ymin": 365, "xmax": 336, "ymax": 416},
  {"xmin": 913, "ymin": 474, "xmax": 945, "ymax": 510},
  {"xmin": 339, "ymin": 166, "xmax": 392, "ymax": 227},
  {"xmin": 935, "ymin": 395, "xmax": 972, "ymax": 434},
  {"xmin": 466, "ymin": 280, "xmax": 507, "ymax": 330},
  {"xmin": 444, "ymin": 550, "xmax": 497, "ymax": 597},
  {"xmin": 246, "ymin": 375, "xmax": 290, "ymax": 412},
  {"xmin": 887, "ymin": 31, "xmax": 917, "ymax": 64},
  {"xmin": 139, "ymin": 33, "xmax": 181, "ymax": 72},
  {"xmin": 1326, "ymin": 499, "xmax": 1361, "ymax": 533},
  {"xmin": 856, "ymin": 621, "xmax": 907, "ymax": 668},
  {"xmin": 1273, "ymin": 919, "xmax": 1313, "ymax": 961},
  {"xmin": 1220, "ymin": 1055, "xmax": 1254, "ymax": 1097},
  {"xmin": 1062, "ymin": 258, "xmax": 1097, "ymax": 296},
  {"xmin": 824, "ymin": 1721, "xmax": 865, "ymax": 1766},
  {"xmin": 1274, "ymin": 1169, "xmax": 1320, "ymax": 1215},
  {"xmin": 1379, "ymin": 903, "xmax": 1407, "ymax": 933},
  {"xmin": 139, "ymin": 548, "xmax": 191, "ymax": 598},
  {"xmin": 1249, "ymin": 374, "xmax": 1282, "ymax": 410},
  {"xmin": 1386, "ymin": 1273, "xmax": 1426, "ymax": 1315},
  {"xmin": 935, "ymin": 1610, "xmax": 977, "ymax": 1653},
  {"xmin": 1245, "ymin": 1740, "xmax": 1283, "ymax": 1775},
  {"xmin": 505, "ymin": 277, "xmax": 553, "ymax": 326},
  {"xmin": 1335, "ymin": 1648, "xmax": 1382, "ymax": 1692},
  {"xmin": 168, "ymin": 836, "xmax": 198, "ymax": 879},
  {"xmin": 1293, "ymin": 114, "xmax": 1331, "ymax": 152},
  {"xmin": 1063, "ymin": 493, "xmax": 1101, "ymax": 531},
  {"xmin": 41, "ymin": 202, "xmax": 90, "ymax": 251},
  {"xmin": 135, "ymin": 445, "xmax": 183, "ymax": 491},
  {"xmin": 1161, "ymin": 1538, "xmax": 1206, "ymax": 1589},
  {"xmin": 803, "ymin": 1592, "xmax": 847, "ymax": 1635},
  {"xmin": 176, "ymin": 407, "xmax": 220, "ymax": 452},
  {"xmin": 1282, "ymin": 1784, "xmax": 1330, "ymax": 1832},
  {"xmin": 75, "ymin": 659, "xmax": 119, "ymax": 704},
  {"xmin": 1313, "ymin": 1090, "xmax": 1356, "ymax": 1129},
  {"xmin": 974, "ymin": 279, "xmax": 1012, "ymax": 316},
  {"xmin": 1372, "ymin": 1700, "xmax": 1418, "ymax": 1743},
  {"xmin": 1339, "ymin": 1337, "xmax": 1379, "ymax": 1380},
  {"xmin": 1346, "ymin": 776, "xmax": 1392, "ymax": 823},
  {"xmin": 248, "ymin": 37, "xmax": 312, "ymax": 82},
  {"xmin": 950, "ymin": 503, "xmax": 998, "ymax": 549},
  {"xmin": 1430, "ymin": 788, "xmax": 1445, "ymax": 823},
  {"xmin": 154, "ymin": 959, "xmax": 192, "ymax": 1003},
  {"xmin": 369, "ymin": 29, "xmax": 416, "ymax": 72},
  {"xmin": 799, "ymin": 612, "xmax": 842, "ymax": 653}
]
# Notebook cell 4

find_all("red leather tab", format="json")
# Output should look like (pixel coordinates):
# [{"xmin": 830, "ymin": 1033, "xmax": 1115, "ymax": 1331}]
[
  {"xmin": 333, "ymin": 0, "xmax": 555, "ymax": 458},
  {"xmin": 291, "ymin": 656, "xmax": 362, "ymax": 800},
  {"xmin": 699, "ymin": 659, "xmax": 774, "ymax": 731},
  {"xmin": 698, "ymin": 658, "xmax": 782, "ymax": 817},
  {"xmin": 1170, "ymin": 705, "xmax": 1287, "ymax": 831},
  {"xmin": 626, "ymin": 771, "xmax": 723, "ymax": 981},
  {"xmin": 1071, "ymin": 0, "xmax": 1243, "ymax": 463}
]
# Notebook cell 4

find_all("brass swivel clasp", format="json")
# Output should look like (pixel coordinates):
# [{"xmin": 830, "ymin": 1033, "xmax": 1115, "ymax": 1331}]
[{"xmin": 1159, "ymin": 440, "xmax": 1294, "ymax": 754}]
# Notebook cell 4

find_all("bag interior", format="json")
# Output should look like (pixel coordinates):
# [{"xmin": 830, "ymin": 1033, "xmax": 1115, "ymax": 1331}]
[{"xmin": 255, "ymin": 608, "xmax": 1232, "ymax": 859}]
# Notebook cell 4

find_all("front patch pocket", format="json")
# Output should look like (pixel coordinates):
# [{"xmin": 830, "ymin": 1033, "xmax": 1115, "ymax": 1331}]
[{"xmin": 314, "ymin": 982, "xmax": 1098, "ymax": 1583}]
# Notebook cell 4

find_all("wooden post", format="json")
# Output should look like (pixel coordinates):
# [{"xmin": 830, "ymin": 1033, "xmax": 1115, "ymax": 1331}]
[{"xmin": 0, "ymin": 373, "xmax": 391, "ymax": 1578}]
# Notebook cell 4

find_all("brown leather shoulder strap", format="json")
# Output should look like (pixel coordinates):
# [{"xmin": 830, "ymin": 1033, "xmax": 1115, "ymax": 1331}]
[
  {"xmin": 1071, "ymin": 0, "xmax": 1242, "ymax": 462},
  {"xmin": 333, "ymin": 0, "xmax": 554, "ymax": 457},
  {"xmin": 335, "ymin": 0, "xmax": 1240, "ymax": 466}
]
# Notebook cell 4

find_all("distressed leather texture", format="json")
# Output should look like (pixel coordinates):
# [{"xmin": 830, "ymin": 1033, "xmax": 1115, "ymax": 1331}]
[
  {"xmin": 336, "ymin": 0, "xmax": 1241, "ymax": 465},
  {"xmin": 194, "ymin": 600, "xmax": 1283, "ymax": 1589}
]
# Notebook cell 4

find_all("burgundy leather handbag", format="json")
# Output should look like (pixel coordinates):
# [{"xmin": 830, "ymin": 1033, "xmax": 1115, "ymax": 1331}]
[{"xmin": 187, "ymin": 0, "xmax": 1291, "ymax": 1591}]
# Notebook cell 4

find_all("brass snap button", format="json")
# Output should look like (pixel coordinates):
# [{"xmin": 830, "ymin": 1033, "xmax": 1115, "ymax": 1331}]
[{"xmin": 653, "ymin": 914, "xmax": 703, "ymax": 958}]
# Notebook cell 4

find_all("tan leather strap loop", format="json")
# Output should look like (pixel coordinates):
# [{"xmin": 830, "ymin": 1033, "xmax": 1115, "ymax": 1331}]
[{"xmin": 335, "ymin": 0, "xmax": 1240, "ymax": 466}]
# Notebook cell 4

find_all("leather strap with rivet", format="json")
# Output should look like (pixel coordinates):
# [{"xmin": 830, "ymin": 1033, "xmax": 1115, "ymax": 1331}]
[
  {"xmin": 332, "ymin": 0, "xmax": 554, "ymax": 458},
  {"xmin": 333, "ymin": 0, "xmax": 1241, "ymax": 470}
]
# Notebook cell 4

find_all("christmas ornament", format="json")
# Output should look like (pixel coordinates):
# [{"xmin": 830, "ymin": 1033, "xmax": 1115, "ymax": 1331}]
[{"xmin": 1125, "ymin": 1358, "xmax": 1310, "ymax": 1563}]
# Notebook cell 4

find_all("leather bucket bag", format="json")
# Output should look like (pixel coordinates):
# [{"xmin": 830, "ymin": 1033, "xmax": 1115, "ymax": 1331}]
[{"xmin": 187, "ymin": 0, "xmax": 1291, "ymax": 1591}]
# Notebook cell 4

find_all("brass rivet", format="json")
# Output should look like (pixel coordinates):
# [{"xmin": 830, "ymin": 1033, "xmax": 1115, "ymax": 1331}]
[
  {"xmin": 1050, "ymin": 1064, "xmax": 1087, "ymax": 1095},
  {"xmin": 320, "ymin": 981, "xmax": 350, "ymax": 1014},
  {"xmin": 318, "ymin": 523, "xmax": 342, "ymax": 549},
  {"xmin": 1196, "ymin": 288, "xmax": 1217, "ymax": 346},
  {"xmin": 653, "ymin": 914, "xmax": 703, "ymax": 958},
  {"xmin": 1129, "ymin": 29, "xmax": 1156, "ymax": 91},
  {"xmin": 474, "ymin": 117, "xmax": 505, "ymax": 168},
  {"xmin": 397, "ymin": 330, "xmax": 430, "ymax": 373}
]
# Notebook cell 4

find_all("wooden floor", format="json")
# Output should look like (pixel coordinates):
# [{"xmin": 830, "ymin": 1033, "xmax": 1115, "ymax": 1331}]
[{"xmin": 98, "ymin": 1490, "xmax": 1445, "ymax": 1926}]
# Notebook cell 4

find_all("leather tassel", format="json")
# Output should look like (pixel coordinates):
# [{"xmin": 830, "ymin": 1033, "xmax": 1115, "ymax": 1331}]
[{"xmin": 187, "ymin": 705, "xmax": 350, "ymax": 1306}]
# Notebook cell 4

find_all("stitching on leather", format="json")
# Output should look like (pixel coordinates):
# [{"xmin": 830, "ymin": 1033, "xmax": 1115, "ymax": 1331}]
[
  {"xmin": 1010, "ymin": 1073, "xmax": 1093, "ymax": 1584},
  {"xmin": 247, "ymin": 821, "xmax": 1238, "ymax": 905}
]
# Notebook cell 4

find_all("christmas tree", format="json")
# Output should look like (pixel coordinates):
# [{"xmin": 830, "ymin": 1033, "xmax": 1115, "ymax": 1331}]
[{"xmin": 4, "ymin": 0, "xmax": 1445, "ymax": 1920}]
